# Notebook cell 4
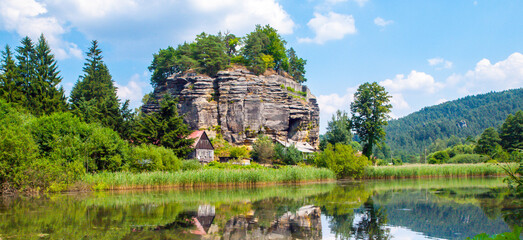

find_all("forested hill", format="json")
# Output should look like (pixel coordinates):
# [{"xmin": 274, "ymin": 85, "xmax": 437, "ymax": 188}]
[{"xmin": 385, "ymin": 88, "xmax": 523, "ymax": 156}]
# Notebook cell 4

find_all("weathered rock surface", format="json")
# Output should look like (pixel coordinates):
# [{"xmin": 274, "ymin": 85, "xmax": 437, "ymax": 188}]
[{"xmin": 142, "ymin": 67, "xmax": 320, "ymax": 148}]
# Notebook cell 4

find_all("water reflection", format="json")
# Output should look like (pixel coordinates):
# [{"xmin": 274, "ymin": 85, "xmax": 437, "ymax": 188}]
[{"xmin": 0, "ymin": 177, "xmax": 520, "ymax": 240}]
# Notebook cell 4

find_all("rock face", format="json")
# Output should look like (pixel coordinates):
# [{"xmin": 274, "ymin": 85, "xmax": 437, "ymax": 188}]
[{"xmin": 142, "ymin": 67, "xmax": 320, "ymax": 148}]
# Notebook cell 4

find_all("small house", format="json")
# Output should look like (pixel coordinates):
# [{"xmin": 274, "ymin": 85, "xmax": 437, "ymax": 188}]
[{"xmin": 186, "ymin": 130, "xmax": 214, "ymax": 163}]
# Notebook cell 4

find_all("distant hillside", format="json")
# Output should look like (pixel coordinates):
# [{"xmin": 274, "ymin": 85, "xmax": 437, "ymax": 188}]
[{"xmin": 385, "ymin": 88, "xmax": 523, "ymax": 156}]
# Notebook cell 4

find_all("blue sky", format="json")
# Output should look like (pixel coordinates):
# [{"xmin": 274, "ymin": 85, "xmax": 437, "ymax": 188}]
[{"xmin": 1, "ymin": 0, "xmax": 522, "ymax": 133}]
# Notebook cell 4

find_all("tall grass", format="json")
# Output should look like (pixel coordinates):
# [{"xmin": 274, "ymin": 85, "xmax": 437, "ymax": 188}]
[
  {"xmin": 81, "ymin": 166, "xmax": 335, "ymax": 190},
  {"xmin": 363, "ymin": 163, "xmax": 515, "ymax": 179}
]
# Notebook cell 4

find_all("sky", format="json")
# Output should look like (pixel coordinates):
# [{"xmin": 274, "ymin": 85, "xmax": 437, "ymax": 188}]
[{"xmin": 1, "ymin": 0, "xmax": 522, "ymax": 133}]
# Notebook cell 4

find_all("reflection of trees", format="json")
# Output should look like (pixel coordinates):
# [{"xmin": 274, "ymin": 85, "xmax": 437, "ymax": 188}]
[{"xmin": 352, "ymin": 196, "xmax": 391, "ymax": 240}]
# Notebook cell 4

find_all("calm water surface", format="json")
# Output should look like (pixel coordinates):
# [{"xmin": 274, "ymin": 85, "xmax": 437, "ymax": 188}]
[{"xmin": 0, "ymin": 177, "xmax": 521, "ymax": 239}]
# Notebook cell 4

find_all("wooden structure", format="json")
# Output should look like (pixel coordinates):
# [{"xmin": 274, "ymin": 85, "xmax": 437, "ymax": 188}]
[{"xmin": 186, "ymin": 130, "xmax": 214, "ymax": 163}]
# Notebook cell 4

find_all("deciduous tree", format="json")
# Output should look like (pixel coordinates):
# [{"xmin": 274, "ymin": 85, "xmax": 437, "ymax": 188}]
[{"xmin": 350, "ymin": 82, "xmax": 392, "ymax": 159}]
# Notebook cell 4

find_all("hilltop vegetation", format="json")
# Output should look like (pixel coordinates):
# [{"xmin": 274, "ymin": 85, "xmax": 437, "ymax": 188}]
[
  {"xmin": 385, "ymin": 88, "xmax": 523, "ymax": 158},
  {"xmin": 149, "ymin": 24, "xmax": 307, "ymax": 87}
]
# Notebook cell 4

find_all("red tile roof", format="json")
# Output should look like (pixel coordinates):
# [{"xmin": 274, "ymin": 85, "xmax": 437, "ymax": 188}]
[{"xmin": 186, "ymin": 130, "xmax": 205, "ymax": 148}]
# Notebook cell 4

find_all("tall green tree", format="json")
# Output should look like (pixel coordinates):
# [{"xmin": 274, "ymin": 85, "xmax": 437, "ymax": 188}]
[
  {"xmin": 324, "ymin": 110, "xmax": 352, "ymax": 147},
  {"xmin": 474, "ymin": 127, "xmax": 501, "ymax": 155},
  {"xmin": 192, "ymin": 33, "xmax": 229, "ymax": 76},
  {"xmin": 287, "ymin": 47, "xmax": 307, "ymax": 83},
  {"xmin": 70, "ymin": 40, "xmax": 129, "ymax": 136},
  {"xmin": 350, "ymin": 82, "xmax": 392, "ymax": 159},
  {"xmin": 16, "ymin": 36, "xmax": 37, "ymax": 106},
  {"xmin": 132, "ymin": 94, "xmax": 193, "ymax": 157},
  {"xmin": 0, "ymin": 45, "xmax": 24, "ymax": 103},
  {"xmin": 30, "ymin": 34, "xmax": 67, "ymax": 115},
  {"xmin": 500, "ymin": 110, "xmax": 523, "ymax": 152}
]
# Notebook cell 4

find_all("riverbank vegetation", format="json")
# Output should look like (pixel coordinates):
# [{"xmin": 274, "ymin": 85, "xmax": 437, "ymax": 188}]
[
  {"xmin": 363, "ymin": 163, "xmax": 513, "ymax": 179},
  {"xmin": 82, "ymin": 166, "xmax": 335, "ymax": 190}
]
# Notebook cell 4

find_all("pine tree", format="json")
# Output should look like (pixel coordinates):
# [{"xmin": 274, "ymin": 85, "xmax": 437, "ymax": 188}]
[
  {"xmin": 31, "ymin": 34, "xmax": 67, "ymax": 115},
  {"xmin": 0, "ymin": 45, "xmax": 24, "ymax": 103},
  {"xmin": 15, "ymin": 36, "xmax": 37, "ymax": 107},
  {"xmin": 133, "ymin": 94, "xmax": 193, "ymax": 157},
  {"xmin": 70, "ymin": 40, "xmax": 124, "ymax": 133}
]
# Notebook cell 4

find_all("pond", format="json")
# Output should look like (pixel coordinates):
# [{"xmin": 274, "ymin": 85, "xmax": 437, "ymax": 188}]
[{"xmin": 0, "ymin": 177, "xmax": 520, "ymax": 239}]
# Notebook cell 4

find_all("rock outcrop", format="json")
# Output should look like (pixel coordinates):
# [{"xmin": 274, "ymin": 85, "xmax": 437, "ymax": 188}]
[{"xmin": 142, "ymin": 67, "xmax": 320, "ymax": 148}]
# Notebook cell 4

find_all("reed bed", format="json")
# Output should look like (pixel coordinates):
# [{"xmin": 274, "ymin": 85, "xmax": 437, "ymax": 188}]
[
  {"xmin": 363, "ymin": 163, "xmax": 515, "ymax": 179},
  {"xmin": 81, "ymin": 166, "xmax": 336, "ymax": 190}
]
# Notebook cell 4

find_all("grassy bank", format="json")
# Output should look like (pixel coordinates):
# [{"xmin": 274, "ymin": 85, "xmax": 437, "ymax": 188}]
[
  {"xmin": 81, "ymin": 166, "xmax": 336, "ymax": 190},
  {"xmin": 363, "ymin": 163, "xmax": 516, "ymax": 179}
]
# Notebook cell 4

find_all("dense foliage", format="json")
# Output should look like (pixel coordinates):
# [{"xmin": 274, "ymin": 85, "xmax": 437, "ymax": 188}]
[
  {"xmin": 132, "ymin": 94, "xmax": 193, "ymax": 157},
  {"xmin": 148, "ymin": 25, "xmax": 307, "ymax": 88},
  {"xmin": 351, "ymin": 82, "xmax": 392, "ymax": 159},
  {"xmin": 385, "ymin": 88, "xmax": 523, "ymax": 159},
  {"xmin": 69, "ymin": 40, "xmax": 132, "ymax": 139},
  {"xmin": 314, "ymin": 143, "xmax": 371, "ymax": 179},
  {"xmin": 251, "ymin": 135, "xmax": 275, "ymax": 164},
  {"xmin": 0, "ymin": 35, "xmax": 66, "ymax": 116},
  {"xmin": 321, "ymin": 110, "xmax": 353, "ymax": 150}
]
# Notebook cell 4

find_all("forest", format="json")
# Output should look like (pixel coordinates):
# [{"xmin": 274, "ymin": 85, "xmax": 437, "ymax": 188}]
[{"xmin": 383, "ymin": 88, "xmax": 523, "ymax": 161}]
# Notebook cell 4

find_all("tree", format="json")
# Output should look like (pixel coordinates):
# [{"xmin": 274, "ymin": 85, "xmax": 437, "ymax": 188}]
[
  {"xmin": 15, "ymin": 36, "xmax": 37, "ymax": 107},
  {"xmin": 251, "ymin": 135, "xmax": 275, "ymax": 164},
  {"xmin": 132, "ymin": 94, "xmax": 193, "ymax": 157},
  {"xmin": 350, "ymin": 82, "xmax": 392, "ymax": 159},
  {"xmin": 192, "ymin": 32, "xmax": 229, "ymax": 76},
  {"xmin": 0, "ymin": 45, "xmax": 24, "ymax": 103},
  {"xmin": 287, "ymin": 47, "xmax": 307, "ymax": 83},
  {"xmin": 30, "ymin": 34, "xmax": 67, "ymax": 115},
  {"xmin": 314, "ymin": 143, "xmax": 370, "ymax": 179},
  {"xmin": 474, "ymin": 127, "xmax": 501, "ymax": 155},
  {"xmin": 70, "ymin": 40, "xmax": 128, "ymax": 136},
  {"xmin": 499, "ymin": 110, "xmax": 523, "ymax": 152},
  {"xmin": 324, "ymin": 110, "xmax": 353, "ymax": 147}
]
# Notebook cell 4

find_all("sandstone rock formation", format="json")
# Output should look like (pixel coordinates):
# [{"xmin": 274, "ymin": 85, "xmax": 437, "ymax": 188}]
[{"xmin": 142, "ymin": 67, "xmax": 320, "ymax": 148}]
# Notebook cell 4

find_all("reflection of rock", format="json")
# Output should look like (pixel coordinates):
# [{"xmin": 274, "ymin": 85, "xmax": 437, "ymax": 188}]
[{"xmin": 222, "ymin": 205, "xmax": 321, "ymax": 240}]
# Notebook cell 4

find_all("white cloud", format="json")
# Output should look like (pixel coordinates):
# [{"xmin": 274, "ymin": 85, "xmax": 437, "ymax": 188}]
[
  {"xmin": 318, "ymin": 87, "xmax": 356, "ymax": 133},
  {"xmin": 0, "ymin": 0, "xmax": 81, "ymax": 59},
  {"xmin": 380, "ymin": 70, "xmax": 444, "ymax": 93},
  {"xmin": 298, "ymin": 12, "xmax": 356, "ymax": 44},
  {"xmin": 116, "ymin": 72, "xmax": 152, "ymax": 109},
  {"xmin": 390, "ymin": 93, "xmax": 409, "ymax": 110},
  {"xmin": 374, "ymin": 17, "xmax": 393, "ymax": 27},
  {"xmin": 447, "ymin": 52, "xmax": 523, "ymax": 94},
  {"xmin": 427, "ymin": 57, "xmax": 453, "ymax": 69}
]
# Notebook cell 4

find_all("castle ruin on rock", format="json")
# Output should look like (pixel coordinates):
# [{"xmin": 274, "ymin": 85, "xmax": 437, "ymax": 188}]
[{"xmin": 142, "ymin": 67, "xmax": 320, "ymax": 149}]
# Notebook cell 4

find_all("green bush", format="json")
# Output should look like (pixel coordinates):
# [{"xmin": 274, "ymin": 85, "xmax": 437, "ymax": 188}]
[
  {"xmin": 30, "ymin": 112, "xmax": 131, "ymax": 172},
  {"xmin": 205, "ymin": 161, "xmax": 265, "ymax": 170},
  {"xmin": 376, "ymin": 159, "xmax": 389, "ymax": 166},
  {"xmin": 429, "ymin": 151, "xmax": 449, "ymax": 164},
  {"xmin": 129, "ymin": 144, "xmax": 181, "ymax": 172},
  {"xmin": 392, "ymin": 158, "xmax": 403, "ymax": 166},
  {"xmin": 274, "ymin": 144, "xmax": 303, "ymax": 165},
  {"xmin": 229, "ymin": 146, "xmax": 250, "ymax": 160},
  {"xmin": 181, "ymin": 159, "xmax": 202, "ymax": 171},
  {"xmin": 448, "ymin": 154, "xmax": 488, "ymax": 164},
  {"xmin": 251, "ymin": 135, "xmax": 275, "ymax": 164},
  {"xmin": 314, "ymin": 143, "xmax": 371, "ymax": 179}
]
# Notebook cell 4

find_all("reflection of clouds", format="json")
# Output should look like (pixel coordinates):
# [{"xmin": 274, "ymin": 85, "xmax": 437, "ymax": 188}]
[{"xmin": 388, "ymin": 226, "xmax": 445, "ymax": 240}]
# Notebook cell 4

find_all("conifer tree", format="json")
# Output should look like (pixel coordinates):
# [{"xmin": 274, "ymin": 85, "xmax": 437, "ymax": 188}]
[
  {"xmin": 31, "ymin": 34, "xmax": 67, "ymax": 115},
  {"xmin": 0, "ymin": 45, "xmax": 24, "ymax": 103},
  {"xmin": 16, "ymin": 36, "xmax": 37, "ymax": 106},
  {"xmin": 133, "ymin": 94, "xmax": 193, "ymax": 157},
  {"xmin": 70, "ymin": 40, "xmax": 126, "ymax": 134}
]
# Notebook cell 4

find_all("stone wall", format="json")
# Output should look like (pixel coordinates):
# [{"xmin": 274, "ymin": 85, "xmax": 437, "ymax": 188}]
[{"xmin": 142, "ymin": 67, "xmax": 320, "ymax": 148}]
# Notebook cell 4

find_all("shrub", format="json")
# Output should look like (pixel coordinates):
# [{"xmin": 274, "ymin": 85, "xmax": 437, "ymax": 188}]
[
  {"xmin": 392, "ymin": 158, "xmax": 403, "ymax": 166},
  {"xmin": 229, "ymin": 146, "xmax": 250, "ymax": 160},
  {"xmin": 429, "ymin": 151, "xmax": 449, "ymax": 164},
  {"xmin": 376, "ymin": 159, "xmax": 389, "ymax": 166},
  {"xmin": 181, "ymin": 159, "xmax": 202, "ymax": 171},
  {"xmin": 448, "ymin": 154, "xmax": 488, "ymax": 164},
  {"xmin": 129, "ymin": 144, "xmax": 181, "ymax": 172},
  {"xmin": 274, "ymin": 144, "xmax": 303, "ymax": 165},
  {"xmin": 314, "ymin": 143, "xmax": 371, "ymax": 179},
  {"xmin": 251, "ymin": 135, "xmax": 275, "ymax": 164}
]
